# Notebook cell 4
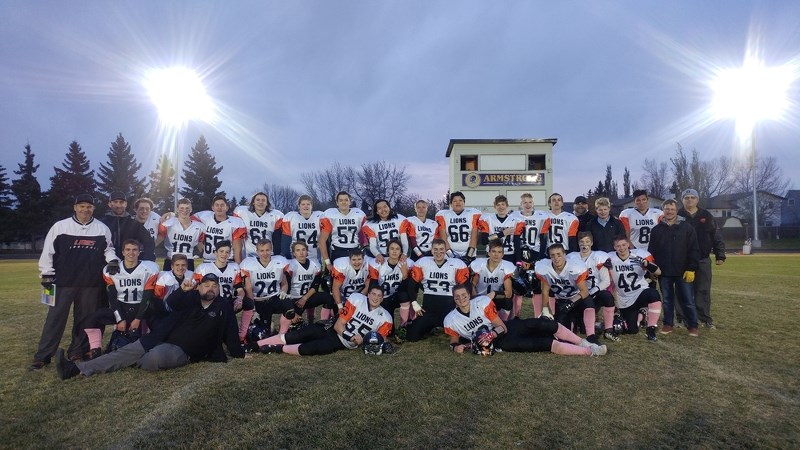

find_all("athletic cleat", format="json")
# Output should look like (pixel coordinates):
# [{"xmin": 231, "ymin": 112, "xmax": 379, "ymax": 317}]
[
  {"xmin": 28, "ymin": 360, "xmax": 48, "ymax": 371},
  {"xmin": 646, "ymin": 326, "xmax": 657, "ymax": 342},
  {"xmin": 660, "ymin": 325, "xmax": 673, "ymax": 335},
  {"xmin": 55, "ymin": 348, "xmax": 80, "ymax": 380},
  {"xmin": 603, "ymin": 328, "xmax": 621, "ymax": 342},
  {"xmin": 688, "ymin": 328, "xmax": 699, "ymax": 337},
  {"xmin": 578, "ymin": 339, "xmax": 592, "ymax": 348},
  {"xmin": 638, "ymin": 307, "xmax": 648, "ymax": 330},
  {"xmin": 589, "ymin": 344, "xmax": 608, "ymax": 356},
  {"xmin": 703, "ymin": 322, "xmax": 716, "ymax": 330},
  {"xmin": 396, "ymin": 326, "xmax": 407, "ymax": 342},
  {"xmin": 258, "ymin": 344, "xmax": 284, "ymax": 354},
  {"xmin": 587, "ymin": 334, "xmax": 600, "ymax": 345}
]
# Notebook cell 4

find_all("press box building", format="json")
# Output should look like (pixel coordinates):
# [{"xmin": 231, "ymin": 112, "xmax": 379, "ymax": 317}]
[{"xmin": 446, "ymin": 138, "xmax": 557, "ymax": 211}]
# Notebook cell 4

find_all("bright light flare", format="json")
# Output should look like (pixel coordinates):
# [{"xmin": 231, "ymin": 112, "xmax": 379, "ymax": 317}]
[
  {"xmin": 710, "ymin": 57, "xmax": 796, "ymax": 139},
  {"xmin": 144, "ymin": 67, "xmax": 215, "ymax": 127}
]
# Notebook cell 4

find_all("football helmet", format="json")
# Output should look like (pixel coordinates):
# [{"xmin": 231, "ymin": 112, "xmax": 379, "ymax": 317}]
[
  {"xmin": 520, "ymin": 245, "xmax": 537, "ymax": 265},
  {"xmin": 106, "ymin": 330, "xmax": 139, "ymax": 353},
  {"xmin": 471, "ymin": 325, "xmax": 496, "ymax": 356},
  {"xmin": 362, "ymin": 330, "xmax": 385, "ymax": 355},
  {"xmin": 613, "ymin": 311, "xmax": 627, "ymax": 334},
  {"xmin": 247, "ymin": 320, "xmax": 270, "ymax": 343}
]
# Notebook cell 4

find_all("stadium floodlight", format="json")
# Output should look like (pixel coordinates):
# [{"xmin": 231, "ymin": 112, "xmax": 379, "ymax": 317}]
[
  {"xmin": 709, "ymin": 56, "xmax": 795, "ymax": 248},
  {"xmin": 144, "ymin": 67, "xmax": 215, "ymax": 211}
]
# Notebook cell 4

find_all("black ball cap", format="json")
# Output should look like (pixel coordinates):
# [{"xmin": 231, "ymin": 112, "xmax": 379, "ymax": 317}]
[
  {"xmin": 574, "ymin": 196, "xmax": 588, "ymax": 204},
  {"xmin": 109, "ymin": 191, "xmax": 126, "ymax": 201},
  {"xmin": 200, "ymin": 273, "xmax": 219, "ymax": 284},
  {"xmin": 74, "ymin": 194, "xmax": 95, "ymax": 205}
]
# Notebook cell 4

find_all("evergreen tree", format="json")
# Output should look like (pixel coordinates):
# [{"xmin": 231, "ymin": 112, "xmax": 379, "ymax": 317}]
[
  {"xmin": 97, "ymin": 133, "xmax": 145, "ymax": 204},
  {"xmin": 11, "ymin": 144, "xmax": 46, "ymax": 249},
  {"xmin": 0, "ymin": 164, "xmax": 12, "ymax": 244},
  {"xmin": 239, "ymin": 195, "xmax": 247, "ymax": 206},
  {"xmin": 623, "ymin": 167, "xmax": 632, "ymax": 198},
  {"xmin": 180, "ymin": 135, "xmax": 224, "ymax": 210},
  {"xmin": 147, "ymin": 154, "xmax": 175, "ymax": 213},
  {"xmin": 49, "ymin": 141, "xmax": 96, "ymax": 220}
]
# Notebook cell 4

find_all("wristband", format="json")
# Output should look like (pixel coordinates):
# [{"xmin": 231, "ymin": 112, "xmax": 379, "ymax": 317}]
[
  {"xmin": 645, "ymin": 262, "xmax": 659, "ymax": 274},
  {"xmin": 466, "ymin": 247, "xmax": 477, "ymax": 258},
  {"xmin": 113, "ymin": 310, "xmax": 123, "ymax": 323},
  {"xmin": 413, "ymin": 246, "xmax": 423, "ymax": 257},
  {"xmin": 491, "ymin": 326, "xmax": 506, "ymax": 337},
  {"xmin": 324, "ymin": 259, "xmax": 331, "ymax": 266},
  {"xmin": 450, "ymin": 343, "xmax": 459, "ymax": 352},
  {"xmin": 446, "ymin": 249, "xmax": 455, "ymax": 258},
  {"xmin": 411, "ymin": 301, "xmax": 423, "ymax": 313}
]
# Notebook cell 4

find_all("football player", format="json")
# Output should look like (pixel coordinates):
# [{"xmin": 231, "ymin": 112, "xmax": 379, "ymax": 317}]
[
  {"xmin": 132, "ymin": 197, "xmax": 160, "ymax": 261},
  {"xmin": 478, "ymin": 195, "xmax": 520, "ymax": 263},
  {"xmin": 510, "ymin": 193, "xmax": 549, "ymax": 318},
  {"xmin": 407, "ymin": 199, "xmax": 438, "ymax": 261},
  {"xmin": 157, "ymin": 198, "xmax": 204, "ymax": 270},
  {"xmin": 443, "ymin": 285, "xmax": 606, "ymax": 356},
  {"xmin": 567, "ymin": 232, "xmax": 618, "ymax": 342},
  {"xmin": 540, "ymin": 193, "xmax": 579, "ymax": 253},
  {"xmin": 240, "ymin": 239, "xmax": 291, "ymax": 334},
  {"xmin": 75, "ymin": 239, "xmax": 160, "ymax": 359},
  {"xmin": 608, "ymin": 235, "xmax": 663, "ymax": 341},
  {"xmin": 470, "ymin": 240, "xmax": 515, "ymax": 320},
  {"xmin": 154, "ymin": 254, "xmax": 194, "ymax": 307},
  {"xmin": 619, "ymin": 189, "xmax": 663, "ymax": 250},
  {"xmin": 192, "ymin": 195, "xmax": 247, "ymax": 263},
  {"xmin": 405, "ymin": 238, "xmax": 470, "ymax": 342},
  {"xmin": 435, "ymin": 191, "xmax": 480, "ymax": 258},
  {"xmin": 535, "ymin": 243, "xmax": 601, "ymax": 344},
  {"xmin": 234, "ymin": 192, "xmax": 285, "ymax": 259},
  {"xmin": 253, "ymin": 285, "xmax": 393, "ymax": 356},
  {"xmin": 369, "ymin": 239, "xmax": 413, "ymax": 337},
  {"xmin": 280, "ymin": 195, "xmax": 325, "ymax": 262},
  {"xmin": 330, "ymin": 248, "xmax": 372, "ymax": 318},
  {"xmin": 362, "ymin": 199, "xmax": 412, "ymax": 264},
  {"xmin": 283, "ymin": 240, "xmax": 336, "ymax": 324},
  {"xmin": 194, "ymin": 240, "xmax": 254, "ymax": 344},
  {"xmin": 319, "ymin": 191, "xmax": 367, "ymax": 267}
]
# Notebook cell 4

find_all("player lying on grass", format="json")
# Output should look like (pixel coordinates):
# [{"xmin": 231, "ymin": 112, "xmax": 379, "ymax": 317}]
[
  {"xmin": 443, "ymin": 284, "xmax": 607, "ymax": 356},
  {"xmin": 252, "ymin": 284, "xmax": 393, "ymax": 356},
  {"xmin": 55, "ymin": 273, "xmax": 244, "ymax": 379}
]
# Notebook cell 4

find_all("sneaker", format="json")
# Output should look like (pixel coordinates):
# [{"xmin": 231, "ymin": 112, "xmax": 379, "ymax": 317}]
[
  {"xmin": 258, "ymin": 344, "xmax": 284, "ymax": 354},
  {"xmin": 660, "ymin": 325, "xmax": 673, "ymax": 335},
  {"xmin": 578, "ymin": 339, "xmax": 592, "ymax": 348},
  {"xmin": 603, "ymin": 328, "xmax": 621, "ymax": 342},
  {"xmin": 589, "ymin": 344, "xmax": 608, "ymax": 356},
  {"xmin": 688, "ymin": 328, "xmax": 699, "ymax": 337},
  {"xmin": 55, "ymin": 349, "xmax": 80, "ymax": 380},
  {"xmin": 638, "ymin": 307, "xmax": 648, "ymax": 329},
  {"xmin": 587, "ymin": 334, "xmax": 600, "ymax": 345},
  {"xmin": 28, "ymin": 360, "xmax": 49, "ymax": 371},
  {"xmin": 646, "ymin": 326, "xmax": 657, "ymax": 342},
  {"xmin": 396, "ymin": 326, "xmax": 408, "ymax": 341},
  {"xmin": 703, "ymin": 322, "xmax": 716, "ymax": 330}
]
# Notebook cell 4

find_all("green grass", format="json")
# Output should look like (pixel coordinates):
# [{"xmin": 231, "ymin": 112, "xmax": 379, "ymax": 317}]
[
  {"xmin": 1, "ymin": 256, "xmax": 799, "ymax": 449},
  {"xmin": 724, "ymin": 238, "xmax": 800, "ymax": 250}
]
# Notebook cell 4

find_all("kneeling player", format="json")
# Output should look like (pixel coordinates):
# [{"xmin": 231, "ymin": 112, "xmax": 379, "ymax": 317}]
[
  {"xmin": 240, "ymin": 239, "xmax": 291, "ymax": 334},
  {"xmin": 369, "ymin": 239, "xmax": 413, "ymax": 337},
  {"xmin": 608, "ymin": 236, "xmax": 663, "ymax": 341},
  {"xmin": 443, "ymin": 285, "xmax": 606, "ymax": 356},
  {"xmin": 283, "ymin": 240, "xmax": 336, "ymax": 324},
  {"xmin": 253, "ymin": 285, "xmax": 393, "ymax": 355},
  {"xmin": 470, "ymin": 240, "xmax": 515, "ymax": 320},
  {"xmin": 567, "ymin": 232, "xmax": 619, "ymax": 342}
]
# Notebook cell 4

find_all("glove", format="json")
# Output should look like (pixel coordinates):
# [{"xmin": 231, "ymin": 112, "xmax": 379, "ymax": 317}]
[
  {"xmin": 107, "ymin": 260, "xmax": 121, "ymax": 275},
  {"xmin": 477, "ymin": 330, "xmax": 495, "ymax": 347},
  {"xmin": 557, "ymin": 299, "xmax": 576, "ymax": 316},
  {"xmin": 41, "ymin": 275, "xmax": 56, "ymax": 289},
  {"xmin": 411, "ymin": 301, "xmax": 424, "ymax": 314},
  {"xmin": 682, "ymin": 271, "xmax": 695, "ymax": 283},
  {"xmin": 540, "ymin": 307, "xmax": 554, "ymax": 320},
  {"xmin": 603, "ymin": 258, "xmax": 613, "ymax": 269},
  {"xmin": 629, "ymin": 255, "xmax": 645, "ymax": 267},
  {"xmin": 278, "ymin": 291, "xmax": 289, "ymax": 300}
]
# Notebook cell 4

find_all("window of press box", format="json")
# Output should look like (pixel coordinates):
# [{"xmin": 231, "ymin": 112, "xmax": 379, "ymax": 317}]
[
  {"xmin": 461, "ymin": 155, "xmax": 478, "ymax": 171},
  {"xmin": 528, "ymin": 155, "xmax": 546, "ymax": 170}
]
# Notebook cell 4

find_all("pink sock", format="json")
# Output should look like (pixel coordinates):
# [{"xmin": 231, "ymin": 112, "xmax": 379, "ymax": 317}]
[
  {"xmin": 551, "ymin": 340, "xmax": 591, "ymax": 356},
  {"xmin": 602, "ymin": 307, "xmax": 615, "ymax": 329},
  {"xmin": 283, "ymin": 344, "xmax": 301, "ymax": 356},
  {"xmin": 279, "ymin": 316, "xmax": 292, "ymax": 333},
  {"xmin": 553, "ymin": 323, "xmax": 582, "ymax": 345},
  {"xmin": 257, "ymin": 334, "xmax": 286, "ymax": 347},
  {"xmin": 531, "ymin": 295, "xmax": 541, "ymax": 317},
  {"xmin": 583, "ymin": 308, "xmax": 596, "ymax": 336},
  {"xmin": 84, "ymin": 328, "xmax": 102, "ymax": 350},
  {"xmin": 548, "ymin": 297, "xmax": 555, "ymax": 314},
  {"xmin": 647, "ymin": 302, "xmax": 662, "ymax": 327},
  {"xmin": 320, "ymin": 308, "xmax": 332, "ymax": 321},
  {"xmin": 399, "ymin": 304, "xmax": 410, "ymax": 326},
  {"xmin": 239, "ymin": 310, "xmax": 254, "ymax": 339}
]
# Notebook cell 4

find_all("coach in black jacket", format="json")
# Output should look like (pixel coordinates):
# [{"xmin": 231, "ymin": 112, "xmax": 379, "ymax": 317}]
[
  {"xmin": 649, "ymin": 199, "xmax": 700, "ymax": 335},
  {"xmin": 100, "ymin": 191, "xmax": 155, "ymax": 261},
  {"xmin": 55, "ymin": 273, "xmax": 245, "ymax": 379}
]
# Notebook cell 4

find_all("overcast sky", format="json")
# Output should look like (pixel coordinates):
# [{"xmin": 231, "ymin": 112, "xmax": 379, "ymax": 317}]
[{"xmin": 1, "ymin": 0, "xmax": 798, "ymax": 207}]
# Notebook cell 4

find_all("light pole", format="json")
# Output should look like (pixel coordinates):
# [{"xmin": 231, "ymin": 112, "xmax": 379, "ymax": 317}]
[
  {"xmin": 710, "ymin": 56, "xmax": 794, "ymax": 248},
  {"xmin": 144, "ymin": 67, "xmax": 214, "ymax": 211}
]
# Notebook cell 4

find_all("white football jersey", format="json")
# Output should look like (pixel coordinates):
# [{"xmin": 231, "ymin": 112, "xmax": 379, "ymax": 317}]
[
  {"xmin": 282, "ymin": 211, "xmax": 324, "ymax": 261},
  {"xmin": 103, "ymin": 260, "xmax": 160, "ymax": 305},
  {"xmin": 435, "ymin": 208, "xmax": 481, "ymax": 256},
  {"xmin": 410, "ymin": 257, "xmax": 470, "ymax": 297},
  {"xmin": 608, "ymin": 249, "xmax": 655, "ymax": 308},
  {"xmin": 566, "ymin": 251, "xmax": 610, "ymax": 295},
  {"xmin": 406, "ymin": 216, "xmax": 438, "ymax": 253},
  {"xmin": 240, "ymin": 255, "xmax": 288, "ymax": 299},
  {"xmin": 477, "ymin": 213, "xmax": 519, "ymax": 256},
  {"xmin": 510, "ymin": 210, "xmax": 549, "ymax": 250},
  {"xmin": 330, "ymin": 256, "xmax": 372, "ymax": 298},
  {"xmin": 534, "ymin": 258, "xmax": 588, "ymax": 300},
  {"xmin": 320, "ymin": 208, "xmax": 366, "ymax": 250},
  {"xmin": 541, "ymin": 211, "xmax": 580, "ymax": 251},
  {"xmin": 337, "ymin": 292, "xmax": 394, "ymax": 349},
  {"xmin": 192, "ymin": 211, "xmax": 247, "ymax": 261},
  {"xmin": 620, "ymin": 208, "xmax": 664, "ymax": 249},
  {"xmin": 137, "ymin": 211, "xmax": 161, "ymax": 242},
  {"xmin": 283, "ymin": 258, "xmax": 321, "ymax": 299},
  {"xmin": 158, "ymin": 217, "xmax": 205, "ymax": 259},
  {"xmin": 368, "ymin": 258, "xmax": 413, "ymax": 298},
  {"xmin": 154, "ymin": 269, "xmax": 194, "ymax": 302},
  {"xmin": 443, "ymin": 296, "xmax": 499, "ymax": 340},
  {"xmin": 469, "ymin": 258, "xmax": 516, "ymax": 296},
  {"xmin": 234, "ymin": 206, "xmax": 285, "ymax": 257},
  {"xmin": 362, "ymin": 215, "xmax": 412, "ymax": 256},
  {"xmin": 194, "ymin": 262, "xmax": 243, "ymax": 300}
]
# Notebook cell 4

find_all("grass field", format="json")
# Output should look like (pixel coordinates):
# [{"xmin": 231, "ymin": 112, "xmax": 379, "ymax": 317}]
[{"xmin": 1, "ymin": 256, "xmax": 799, "ymax": 449}]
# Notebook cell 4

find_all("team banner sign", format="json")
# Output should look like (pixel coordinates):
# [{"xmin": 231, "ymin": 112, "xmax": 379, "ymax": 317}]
[{"xmin": 462, "ymin": 172, "xmax": 545, "ymax": 188}]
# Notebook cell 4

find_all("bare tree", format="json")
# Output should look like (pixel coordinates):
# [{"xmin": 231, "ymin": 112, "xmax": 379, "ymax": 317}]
[
  {"xmin": 353, "ymin": 161, "xmax": 410, "ymax": 208},
  {"xmin": 299, "ymin": 162, "xmax": 355, "ymax": 209},
  {"xmin": 262, "ymin": 183, "xmax": 301, "ymax": 213},
  {"xmin": 639, "ymin": 158, "xmax": 670, "ymax": 199},
  {"xmin": 731, "ymin": 155, "xmax": 790, "ymax": 195},
  {"xmin": 670, "ymin": 143, "xmax": 734, "ymax": 199}
]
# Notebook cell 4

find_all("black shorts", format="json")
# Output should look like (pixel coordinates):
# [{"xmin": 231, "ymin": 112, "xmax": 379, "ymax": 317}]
[{"xmin": 495, "ymin": 318, "xmax": 557, "ymax": 353}]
